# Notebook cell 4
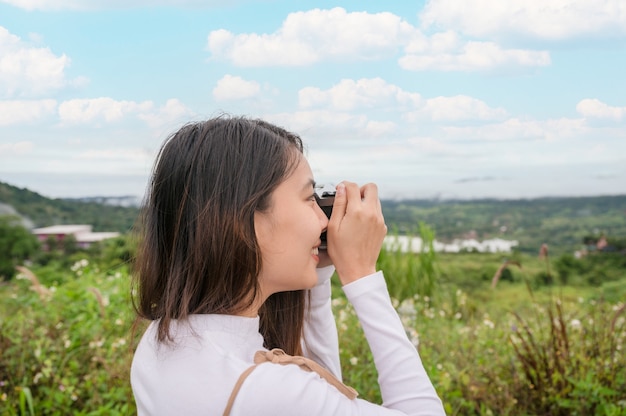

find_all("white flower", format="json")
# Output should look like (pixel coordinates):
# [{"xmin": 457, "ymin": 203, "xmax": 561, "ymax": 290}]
[{"xmin": 349, "ymin": 357, "xmax": 358, "ymax": 366}]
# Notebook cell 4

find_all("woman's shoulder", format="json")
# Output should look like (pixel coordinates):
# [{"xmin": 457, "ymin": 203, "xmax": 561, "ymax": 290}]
[{"xmin": 229, "ymin": 360, "xmax": 360, "ymax": 415}]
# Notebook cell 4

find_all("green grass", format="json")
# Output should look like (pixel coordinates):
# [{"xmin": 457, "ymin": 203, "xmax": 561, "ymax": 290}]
[{"xmin": 1, "ymin": 250, "xmax": 625, "ymax": 415}]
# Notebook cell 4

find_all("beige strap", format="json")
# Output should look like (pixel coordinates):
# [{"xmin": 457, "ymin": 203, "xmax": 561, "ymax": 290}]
[{"xmin": 223, "ymin": 348, "xmax": 358, "ymax": 416}]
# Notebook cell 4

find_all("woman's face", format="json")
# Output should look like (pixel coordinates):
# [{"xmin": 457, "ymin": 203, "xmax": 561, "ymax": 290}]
[{"xmin": 254, "ymin": 154, "xmax": 329, "ymax": 297}]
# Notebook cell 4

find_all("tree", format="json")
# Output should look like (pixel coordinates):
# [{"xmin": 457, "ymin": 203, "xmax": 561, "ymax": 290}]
[{"xmin": 0, "ymin": 215, "xmax": 40, "ymax": 280}]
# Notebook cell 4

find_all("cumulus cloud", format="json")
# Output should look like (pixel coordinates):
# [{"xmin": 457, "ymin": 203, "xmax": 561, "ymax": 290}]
[
  {"xmin": 0, "ymin": 26, "xmax": 74, "ymax": 97},
  {"xmin": 420, "ymin": 0, "xmax": 626, "ymax": 40},
  {"xmin": 576, "ymin": 98, "xmax": 626, "ymax": 121},
  {"xmin": 206, "ymin": 8, "xmax": 551, "ymax": 72},
  {"xmin": 137, "ymin": 98, "xmax": 193, "ymax": 129},
  {"xmin": 298, "ymin": 78, "xmax": 505, "ymax": 123},
  {"xmin": 266, "ymin": 110, "xmax": 387, "ymax": 144},
  {"xmin": 409, "ymin": 95, "xmax": 508, "ymax": 122},
  {"xmin": 207, "ymin": 7, "xmax": 414, "ymax": 66},
  {"xmin": 299, "ymin": 78, "xmax": 421, "ymax": 111},
  {"xmin": 399, "ymin": 39, "xmax": 550, "ymax": 71},
  {"xmin": 212, "ymin": 75, "xmax": 261, "ymax": 101},
  {"xmin": 58, "ymin": 97, "xmax": 152, "ymax": 124},
  {"xmin": 0, "ymin": 99, "xmax": 57, "ymax": 125}
]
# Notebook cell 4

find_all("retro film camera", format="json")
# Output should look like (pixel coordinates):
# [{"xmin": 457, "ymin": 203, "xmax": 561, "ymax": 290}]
[{"xmin": 315, "ymin": 185, "xmax": 336, "ymax": 249}]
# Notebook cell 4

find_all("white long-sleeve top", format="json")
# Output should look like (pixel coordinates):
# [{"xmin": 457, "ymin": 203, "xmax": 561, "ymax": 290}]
[{"xmin": 131, "ymin": 267, "xmax": 445, "ymax": 415}]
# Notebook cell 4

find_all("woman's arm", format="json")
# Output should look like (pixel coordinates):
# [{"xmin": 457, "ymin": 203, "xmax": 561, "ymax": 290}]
[
  {"xmin": 344, "ymin": 271, "xmax": 445, "ymax": 415},
  {"xmin": 302, "ymin": 265, "xmax": 342, "ymax": 379},
  {"xmin": 232, "ymin": 270, "xmax": 445, "ymax": 416}
]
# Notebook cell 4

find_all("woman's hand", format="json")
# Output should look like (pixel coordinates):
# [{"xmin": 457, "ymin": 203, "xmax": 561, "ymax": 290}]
[{"xmin": 327, "ymin": 181, "xmax": 387, "ymax": 285}]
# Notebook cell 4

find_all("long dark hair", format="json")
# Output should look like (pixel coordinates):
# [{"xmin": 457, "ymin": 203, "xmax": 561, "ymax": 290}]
[{"xmin": 132, "ymin": 116, "xmax": 306, "ymax": 355}]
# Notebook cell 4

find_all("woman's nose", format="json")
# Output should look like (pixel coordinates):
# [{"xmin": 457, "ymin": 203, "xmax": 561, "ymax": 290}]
[{"xmin": 316, "ymin": 204, "xmax": 329, "ymax": 228}]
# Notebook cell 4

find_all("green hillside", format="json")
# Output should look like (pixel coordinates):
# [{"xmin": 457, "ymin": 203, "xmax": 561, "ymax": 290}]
[
  {"xmin": 2, "ymin": 180, "xmax": 625, "ymax": 253},
  {"xmin": 0, "ymin": 181, "xmax": 140, "ymax": 233},
  {"xmin": 382, "ymin": 195, "xmax": 626, "ymax": 253}
]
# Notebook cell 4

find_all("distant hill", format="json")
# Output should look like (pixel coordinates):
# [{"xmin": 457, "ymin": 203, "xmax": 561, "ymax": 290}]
[
  {"xmin": 0, "ymin": 181, "xmax": 140, "ymax": 233},
  {"xmin": 382, "ymin": 195, "xmax": 626, "ymax": 254},
  {"xmin": 1, "ymin": 180, "xmax": 625, "ymax": 253}
]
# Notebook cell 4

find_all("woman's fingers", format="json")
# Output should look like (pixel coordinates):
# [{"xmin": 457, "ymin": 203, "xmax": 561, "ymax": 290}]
[{"xmin": 328, "ymin": 181, "xmax": 387, "ymax": 285}]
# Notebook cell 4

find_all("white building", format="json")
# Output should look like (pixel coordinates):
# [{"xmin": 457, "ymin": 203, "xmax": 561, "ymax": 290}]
[
  {"xmin": 384, "ymin": 235, "xmax": 518, "ymax": 254},
  {"xmin": 32, "ymin": 224, "xmax": 120, "ymax": 249}
]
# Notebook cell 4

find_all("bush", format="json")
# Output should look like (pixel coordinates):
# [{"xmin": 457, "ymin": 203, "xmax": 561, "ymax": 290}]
[
  {"xmin": 0, "ymin": 262, "xmax": 138, "ymax": 415},
  {"xmin": 0, "ymin": 215, "xmax": 40, "ymax": 281}
]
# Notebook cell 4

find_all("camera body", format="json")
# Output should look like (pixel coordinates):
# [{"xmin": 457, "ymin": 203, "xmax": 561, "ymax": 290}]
[{"xmin": 316, "ymin": 188, "xmax": 335, "ymax": 249}]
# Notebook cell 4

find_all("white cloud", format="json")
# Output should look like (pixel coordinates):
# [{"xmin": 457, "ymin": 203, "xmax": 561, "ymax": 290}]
[
  {"xmin": 212, "ymin": 75, "xmax": 261, "ymax": 101},
  {"xmin": 137, "ymin": 98, "xmax": 193, "ymax": 129},
  {"xmin": 442, "ymin": 117, "xmax": 587, "ymax": 141},
  {"xmin": 298, "ymin": 78, "xmax": 504, "ymax": 123},
  {"xmin": 58, "ymin": 97, "xmax": 152, "ymax": 124},
  {"xmin": 206, "ymin": 8, "xmax": 552, "ymax": 72},
  {"xmin": 399, "ymin": 40, "xmax": 550, "ymax": 72},
  {"xmin": 0, "ymin": 141, "xmax": 34, "ymax": 155},
  {"xmin": 299, "ymin": 78, "xmax": 421, "ymax": 111},
  {"xmin": 408, "ymin": 95, "xmax": 508, "ymax": 122},
  {"xmin": 576, "ymin": 98, "xmax": 626, "ymax": 121},
  {"xmin": 0, "ymin": 99, "xmax": 57, "ymax": 125},
  {"xmin": 266, "ymin": 110, "xmax": 380, "ymax": 144},
  {"xmin": 207, "ymin": 7, "xmax": 414, "ymax": 66},
  {"xmin": 0, "ymin": 26, "xmax": 74, "ymax": 97},
  {"xmin": 420, "ymin": 0, "xmax": 626, "ymax": 40}
]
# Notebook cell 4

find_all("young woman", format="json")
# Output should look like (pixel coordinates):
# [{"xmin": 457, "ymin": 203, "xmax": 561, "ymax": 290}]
[{"xmin": 131, "ymin": 116, "xmax": 445, "ymax": 415}]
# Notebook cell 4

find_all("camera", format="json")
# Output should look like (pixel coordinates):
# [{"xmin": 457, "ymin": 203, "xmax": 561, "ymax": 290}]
[{"xmin": 315, "ymin": 186, "xmax": 335, "ymax": 249}]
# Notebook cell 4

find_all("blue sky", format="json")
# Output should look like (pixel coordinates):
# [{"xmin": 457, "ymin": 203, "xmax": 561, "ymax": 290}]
[{"xmin": 1, "ymin": 0, "xmax": 625, "ymax": 200}]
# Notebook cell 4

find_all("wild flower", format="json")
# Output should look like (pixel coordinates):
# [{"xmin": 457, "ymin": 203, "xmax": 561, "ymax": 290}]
[
  {"xmin": 89, "ymin": 339, "xmax": 105, "ymax": 349},
  {"xmin": 349, "ymin": 357, "xmax": 359, "ymax": 365},
  {"xmin": 483, "ymin": 319, "xmax": 495, "ymax": 329},
  {"xmin": 71, "ymin": 259, "xmax": 89, "ymax": 272},
  {"xmin": 405, "ymin": 327, "xmax": 420, "ymax": 348},
  {"xmin": 112, "ymin": 338, "xmax": 126, "ymax": 349}
]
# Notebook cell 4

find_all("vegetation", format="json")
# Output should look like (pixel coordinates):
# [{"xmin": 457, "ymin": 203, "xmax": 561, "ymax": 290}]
[
  {"xmin": 0, "ymin": 181, "xmax": 139, "ymax": 233},
  {"xmin": 1, "ymin": 183, "xmax": 625, "ymax": 414},
  {"xmin": 382, "ymin": 195, "xmax": 626, "ymax": 254},
  {"xmin": 0, "ymin": 216, "xmax": 40, "ymax": 281},
  {"xmin": 1, "ymin": 236, "xmax": 625, "ymax": 415},
  {"xmin": 2, "ymin": 179, "xmax": 626, "ymax": 251}
]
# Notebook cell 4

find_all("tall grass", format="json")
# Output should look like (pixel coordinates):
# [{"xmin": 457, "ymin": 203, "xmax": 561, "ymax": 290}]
[
  {"xmin": 1, "ymin": 248, "xmax": 625, "ymax": 415},
  {"xmin": 378, "ymin": 222, "xmax": 439, "ymax": 303}
]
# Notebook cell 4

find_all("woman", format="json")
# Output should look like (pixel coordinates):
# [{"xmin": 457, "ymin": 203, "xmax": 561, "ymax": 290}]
[{"xmin": 131, "ymin": 116, "xmax": 445, "ymax": 415}]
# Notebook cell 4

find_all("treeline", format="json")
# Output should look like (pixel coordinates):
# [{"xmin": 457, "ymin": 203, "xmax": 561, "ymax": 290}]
[
  {"xmin": 2, "ymin": 179, "xmax": 626, "ymax": 254},
  {"xmin": 0, "ymin": 181, "xmax": 139, "ymax": 233},
  {"xmin": 381, "ymin": 195, "xmax": 626, "ymax": 253}
]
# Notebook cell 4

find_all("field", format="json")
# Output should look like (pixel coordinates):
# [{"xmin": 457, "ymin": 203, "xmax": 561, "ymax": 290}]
[{"xmin": 1, "ymin": 241, "xmax": 625, "ymax": 415}]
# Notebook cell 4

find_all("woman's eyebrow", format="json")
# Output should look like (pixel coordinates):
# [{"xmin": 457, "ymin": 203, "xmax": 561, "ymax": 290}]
[{"xmin": 302, "ymin": 179, "xmax": 316, "ymax": 192}]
